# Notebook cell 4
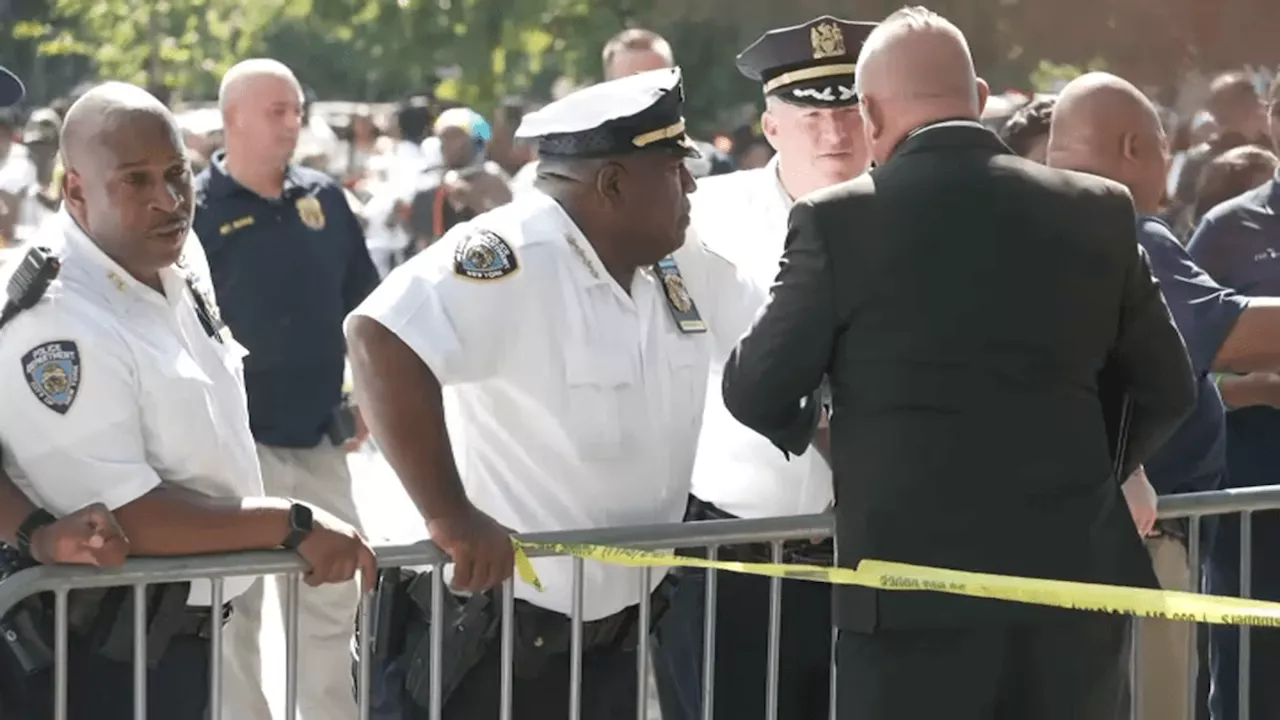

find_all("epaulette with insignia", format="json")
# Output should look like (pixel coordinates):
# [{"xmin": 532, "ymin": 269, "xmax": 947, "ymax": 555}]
[{"xmin": 454, "ymin": 229, "xmax": 519, "ymax": 281}]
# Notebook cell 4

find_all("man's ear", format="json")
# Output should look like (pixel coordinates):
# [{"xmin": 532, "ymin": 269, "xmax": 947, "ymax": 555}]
[
  {"xmin": 761, "ymin": 108, "xmax": 781, "ymax": 153},
  {"xmin": 860, "ymin": 94, "xmax": 882, "ymax": 145},
  {"xmin": 595, "ymin": 161, "xmax": 627, "ymax": 207},
  {"xmin": 1120, "ymin": 131, "xmax": 1139, "ymax": 162},
  {"xmin": 975, "ymin": 77, "xmax": 990, "ymax": 116},
  {"xmin": 62, "ymin": 169, "xmax": 86, "ymax": 213}
]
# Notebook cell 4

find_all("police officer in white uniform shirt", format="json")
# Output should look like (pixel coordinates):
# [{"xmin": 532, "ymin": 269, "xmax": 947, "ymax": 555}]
[
  {"xmin": 0, "ymin": 82, "xmax": 375, "ymax": 720},
  {"xmin": 346, "ymin": 68, "xmax": 765, "ymax": 720},
  {"xmin": 0, "ymin": 66, "xmax": 132, "ymax": 575},
  {"xmin": 651, "ymin": 17, "xmax": 879, "ymax": 720}
]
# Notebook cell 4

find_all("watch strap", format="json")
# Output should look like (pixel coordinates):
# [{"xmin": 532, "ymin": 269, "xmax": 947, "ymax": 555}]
[
  {"xmin": 16, "ymin": 508, "xmax": 56, "ymax": 559},
  {"xmin": 282, "ymin": 503, "xmax": 314, "ymax": 551}
]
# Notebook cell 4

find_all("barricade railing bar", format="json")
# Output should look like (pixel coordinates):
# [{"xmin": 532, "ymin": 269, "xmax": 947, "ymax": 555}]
[{"xmin": 0, "ymin": 484, "xmax": 1278, "ymax": 720}]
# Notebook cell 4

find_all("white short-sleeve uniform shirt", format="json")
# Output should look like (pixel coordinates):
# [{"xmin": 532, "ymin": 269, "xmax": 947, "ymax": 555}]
[
  {"xmin": 350, "ymin": 190, "xmax": 763, "ymax": 621},
  {"xmin": 0, "ymin": 212, "xmax": 264, "ymax": 605},
  {"xmin": 684, "ymin": 156, "xmax": 834, "ymax": 519}
]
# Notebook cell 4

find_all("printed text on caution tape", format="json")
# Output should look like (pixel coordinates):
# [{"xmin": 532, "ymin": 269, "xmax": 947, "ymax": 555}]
[{"xmin": 509, "ymin": 539, "xmax": 1280, "ymax": 628}]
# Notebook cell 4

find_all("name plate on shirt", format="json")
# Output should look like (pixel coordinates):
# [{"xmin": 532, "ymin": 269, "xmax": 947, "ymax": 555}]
[{"xmin": 653, "ymin": 256, "xmax": 706, "ymax": 334}]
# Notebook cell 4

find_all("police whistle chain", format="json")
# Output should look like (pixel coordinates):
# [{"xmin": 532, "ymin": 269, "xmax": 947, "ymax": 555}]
[
  {"xmin": 507, "ymin": 538, "xmax": 1280, "ymax": 628},
  {"xmin": 0, "ymin": 246, "xmax": 59, "ymax": 331}
]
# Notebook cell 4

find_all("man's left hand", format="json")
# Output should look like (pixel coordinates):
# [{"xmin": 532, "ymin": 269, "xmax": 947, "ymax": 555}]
[
  {"xmin": 1122, "ymin": 466, "xmax": 1159, "ymax": 538},
  {"xmin": 343, "ymin": 405, "xmax": 370, "ymax": 453}
]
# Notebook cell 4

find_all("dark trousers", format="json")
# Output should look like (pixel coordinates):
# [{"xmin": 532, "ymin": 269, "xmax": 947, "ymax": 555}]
[
  {"xmin": 837, "ymin": 614, "xmax": 1129, "ymax": 720},
  {"xmin": 401, "ymin": 616, "xmax": 640, "ymax": 720},
  {"xmin": 652, "ymin": 567, "xmax": 833, "ymax": 720},
  {"xmin": 1208, "ymin": 509, "xmax": 1280, "ymax": 720},
  {"xmin": 1, "ymin": 634, "xmax": 210, "ymax": 720}
]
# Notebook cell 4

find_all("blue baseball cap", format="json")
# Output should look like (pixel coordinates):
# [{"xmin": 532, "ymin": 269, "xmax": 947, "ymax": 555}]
[{"xmin": 0, "ymin": 66, "xmax": 24, "ymax": 107}]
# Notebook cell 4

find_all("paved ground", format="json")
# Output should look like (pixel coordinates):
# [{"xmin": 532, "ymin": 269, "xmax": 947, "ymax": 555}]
[{"xmin": 254, "ymin": 444, "xmax": 666, "ymax": 719}]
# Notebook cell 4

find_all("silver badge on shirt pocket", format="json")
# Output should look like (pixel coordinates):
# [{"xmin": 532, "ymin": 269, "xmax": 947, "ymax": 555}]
[{"xmin": 653, "ymin": 256, "xmax": 706, "ymax": 334}]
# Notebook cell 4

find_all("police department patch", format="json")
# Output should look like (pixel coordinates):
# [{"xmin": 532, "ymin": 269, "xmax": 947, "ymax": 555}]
[
  {"xmin": 21, "ymin": 341, "xmax": 81, "ymax": 415},
  {"xmin": 454, "ymin": 230, "xmax": 518, "ymax": 281}
]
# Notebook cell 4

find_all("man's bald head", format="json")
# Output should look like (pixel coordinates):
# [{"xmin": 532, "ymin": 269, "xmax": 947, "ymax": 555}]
[
  {"xmin": 218, "ymin": 58, "xmax": 304, "ymax": 169},
  {"xmin": 854, "ymin": 7, "xmax": 988, "ymax": 164},
  {"xmin": 1047, "ymin": 72, "xmax": 1168, "ymax": 214},
  {"xmin": 58, "ymin": 82, "xmax": 194, "ymax": 286},
  {"xmin": 61, "ymin": 82, "xmax": 178, "ymax": 172},
  {"xmin": 218, "ymin": 58, "xmax": 300, "ymax": 113}
]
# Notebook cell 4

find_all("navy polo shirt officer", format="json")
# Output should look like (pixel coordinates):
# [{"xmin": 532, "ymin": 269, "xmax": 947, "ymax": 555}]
[
  {"xmin": 1049, "ymin": 72, "xmax": 1280, "ymax": 720},
  {"xmin": 1186, "ymin": 73, "xmax": 1280, "ymax": 720},
  {"xmin": 191, "ymin": 58, "xmax": 378, "ymax": 720}
]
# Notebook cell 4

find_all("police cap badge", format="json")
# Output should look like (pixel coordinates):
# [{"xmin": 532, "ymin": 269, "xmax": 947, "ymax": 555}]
[
  {"xmin": 21, "ymin": 340, "xmax": 81, "ymax": 414},
  {"xmin": 737, "ymin": 16, "xmax": 878, "ymax": 109}
]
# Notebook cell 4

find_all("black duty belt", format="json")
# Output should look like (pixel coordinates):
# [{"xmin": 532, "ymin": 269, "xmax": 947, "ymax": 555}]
[{"xmin": 685, "ymin": 496, "xmax": 834, "ymax": 565}]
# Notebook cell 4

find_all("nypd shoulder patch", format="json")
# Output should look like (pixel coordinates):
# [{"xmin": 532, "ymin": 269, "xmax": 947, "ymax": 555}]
[
  {"xmin": 21, "ymin": 340, "xmax": 81, "ymax": 415},
  {"xmin": 454, "ymin": 230, "xmax": 519, "ymax": 281}
]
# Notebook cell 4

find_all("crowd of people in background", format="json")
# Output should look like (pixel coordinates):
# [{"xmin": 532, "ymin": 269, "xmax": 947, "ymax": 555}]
[
  {"xmin": 0, "ymin": 53, "xmax": 1270, "ymax": 283},
  {"xmin": 0, "ymin": 13, "xmax": 1279, "ymax": 720}
]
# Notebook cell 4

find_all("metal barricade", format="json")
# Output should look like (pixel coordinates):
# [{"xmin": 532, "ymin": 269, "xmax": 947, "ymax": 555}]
[
  {"xmin": 0, "ymin": 485, "xmax": 1275, "ymax": 720},
  {"xmin": 1131, "ymin": 484, "xmax": 1280, "ymax": 720}
]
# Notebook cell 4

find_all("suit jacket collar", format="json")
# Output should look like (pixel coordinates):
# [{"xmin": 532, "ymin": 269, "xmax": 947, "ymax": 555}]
[{"xmin": 887, "ymin": 119, "xmax": 1011, "ymax": 163}]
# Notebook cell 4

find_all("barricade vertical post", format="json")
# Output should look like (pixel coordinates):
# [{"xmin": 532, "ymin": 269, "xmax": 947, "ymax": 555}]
[
  {"xmin": 499, "ymin": 577, "xmax": 515, "ymax": 720},
  {"xmin": 284, "ymin": 573, "xmax": 301, "ymax": 719},
  {"xmin": 429, "ymin": 565, "xmax": 445, "ymax": 720},
  {"xmin": 209, "ymin": 578, "xmax": 225, "ymax": 720},
  {"xmin": 569, "ymin": 556, "xmax": 585, "ymax": 720},
  {"xmin": 1186, "ymin": 518, "xmax": 1201, "ymax": 720},
  {"xmin": 636, "ymin": 567, "xmax": 652, "ymax": 720},
  {"xmin": 1129, "ymin": 620, "xmax": 1140, "ymax": 719},
  {"xmin": 357, "ymin": 583, "xmax": 372, "ymax": 720},
  {"xmin": 701, "ymin": 545, "xmax": 719, "ymax": 720},
  {"xmin": 53, "ymin": 588, "xmax": 68, "ymax": 720},
  {"xmin": 829, "ymin": 543, "xmax": 839, "ymax": 720},
  {"xmin": 132, "ymin": 583, "xmax": 148, "ymax": 720},
  {"xmin": 1239, "ymin": 510, "xmax": 1253, "ymax": 720},
  {"xmin": 766, "ymin": 541, "xmax": 783, "ymax": 720}
]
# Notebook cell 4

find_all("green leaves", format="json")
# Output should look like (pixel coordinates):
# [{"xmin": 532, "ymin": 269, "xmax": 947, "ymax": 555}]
[
  {"xmin": 20, "ymin": 0, "xmax": 293, "ymax": 97},
  {"xmin": 8, "ymin": 0, "xmax": 1271, "ymax": 128}
]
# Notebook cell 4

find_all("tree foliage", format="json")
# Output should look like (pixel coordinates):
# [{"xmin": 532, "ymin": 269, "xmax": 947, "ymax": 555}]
[{"xmin": 4, "ymin": 0, "xmax": 1279, "ymax": 128}]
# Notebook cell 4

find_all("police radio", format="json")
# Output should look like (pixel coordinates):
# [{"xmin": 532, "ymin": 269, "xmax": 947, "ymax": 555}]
[{"xmin": 0, "ymin": 246, "xmax": 60, "ymax": 331}]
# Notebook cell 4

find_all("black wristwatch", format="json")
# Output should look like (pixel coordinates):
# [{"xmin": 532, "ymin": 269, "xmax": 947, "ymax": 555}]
[
  {"xmin": 282, "ymin": 503, "xmax": 314, "ymax": 551},
  {"xmin": 16, "ymin": 508, "xmax": 56, "ymax": 560}
]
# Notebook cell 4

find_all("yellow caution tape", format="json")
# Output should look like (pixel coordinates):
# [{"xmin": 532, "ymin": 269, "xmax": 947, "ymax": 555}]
[{"xmin": 510, "ymin": 539, "xmax": 1280, "ymax": 627}]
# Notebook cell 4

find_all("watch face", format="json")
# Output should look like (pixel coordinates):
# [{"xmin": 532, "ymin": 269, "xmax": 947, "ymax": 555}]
[{"xmin": 292, "ymin": 503, "xmax": 314, "ymax": 531}]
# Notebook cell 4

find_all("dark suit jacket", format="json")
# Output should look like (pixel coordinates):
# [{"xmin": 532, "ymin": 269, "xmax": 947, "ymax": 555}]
[{"xmin": 721, "ymin": 121, "xmax": 1197, "ymax": 632}]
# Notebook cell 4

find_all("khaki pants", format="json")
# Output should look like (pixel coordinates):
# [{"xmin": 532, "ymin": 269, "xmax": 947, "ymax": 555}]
[
  {"xmin": 1133, "ymin": 534, "xmax": 1196, "ymax": 720},
  {"xmin": 221, "ymin": 443, "xmax": 362, "ymax": 720}
]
